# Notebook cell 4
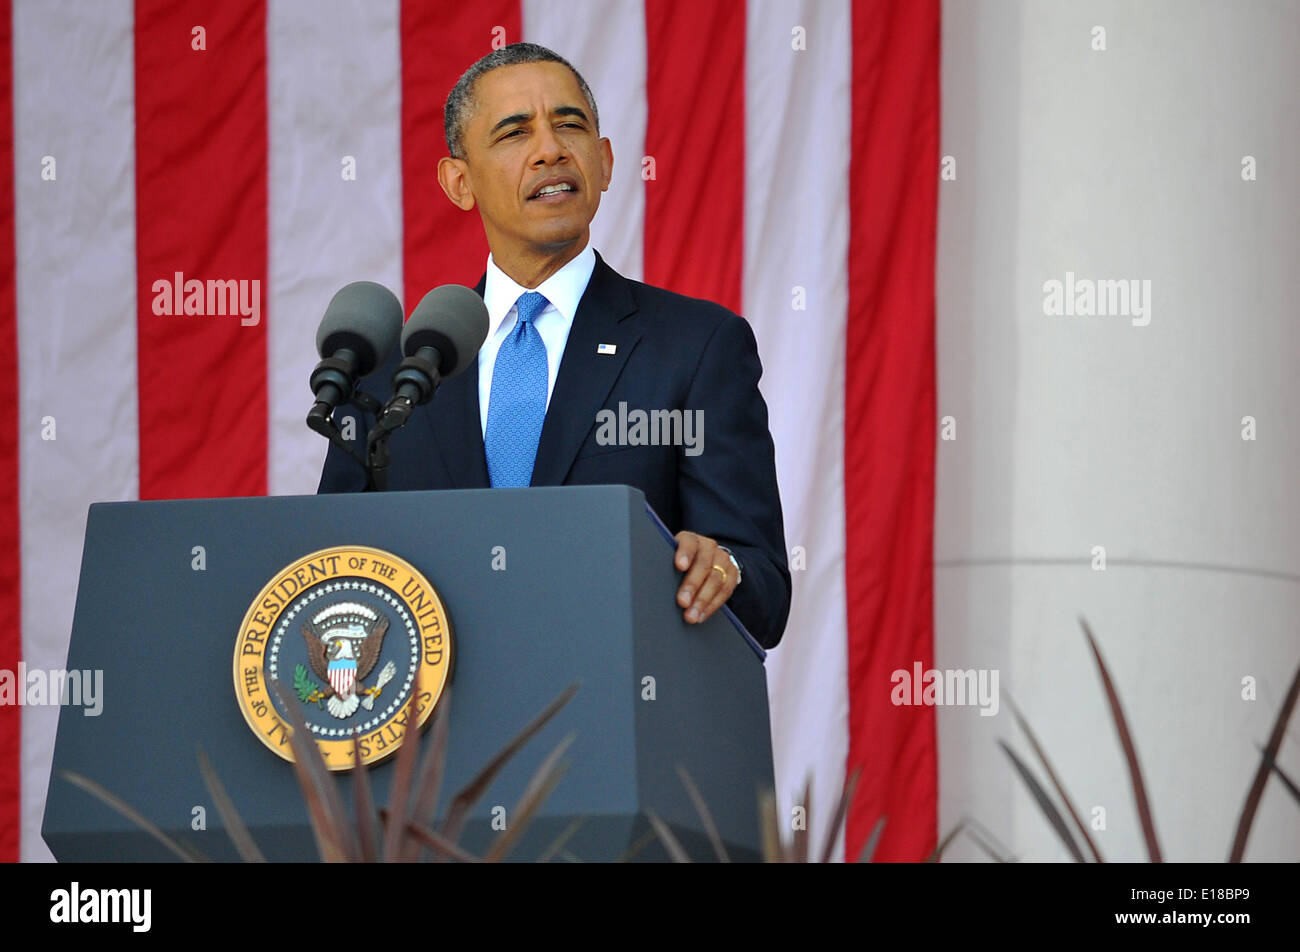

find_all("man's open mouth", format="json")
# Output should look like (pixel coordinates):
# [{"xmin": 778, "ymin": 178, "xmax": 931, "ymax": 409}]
[{"xmin": 528, "ymin": 179, "xmax": 579, "ymax": 200}]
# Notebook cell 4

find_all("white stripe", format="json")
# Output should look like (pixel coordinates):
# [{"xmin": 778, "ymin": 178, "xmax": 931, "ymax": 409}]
[
  {"xmin": 267, "ymin": 0, "xmax": 405, "ymax": 496},
  {"xmin": 523, "ymin": 0, "xmax": 647, "ymax": 280},
  {"xmin": 745, "ymin": 0, "xmax": 852, "ymax": 859},
  {"xmin": 14, "ymin": 0, "xmax": 140, "ymax": 862}
]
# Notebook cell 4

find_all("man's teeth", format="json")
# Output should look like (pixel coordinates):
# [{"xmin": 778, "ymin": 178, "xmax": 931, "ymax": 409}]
[{"xmin": 535, "ymin": 184, "xmax": 574, "ymax": 196}]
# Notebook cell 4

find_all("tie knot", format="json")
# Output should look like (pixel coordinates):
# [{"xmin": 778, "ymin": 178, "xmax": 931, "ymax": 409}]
[{"xmin": 514, "ymin": 291, "xmax": 549, "ymax": 326}]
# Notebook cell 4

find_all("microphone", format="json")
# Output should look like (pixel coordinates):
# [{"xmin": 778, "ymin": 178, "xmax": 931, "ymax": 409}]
[
  {"xmin": 378, "ymin": 285, "xmax": 489, "ymax": 429},
  {"xmin": 308, "ymin": 281, "xmax": 403, "ymax": 419}
]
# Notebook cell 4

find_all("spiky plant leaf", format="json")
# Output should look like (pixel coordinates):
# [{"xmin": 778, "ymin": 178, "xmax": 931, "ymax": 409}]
[
  {"xmin": 60, "ymin": 770, "xmax": 207, "ymax": 862},
  {"xmin": 676, "ymin": 766, "xmax": 729, "ymax": 863},
  {"xmin": 350, "ymin": 736, "xmax": 378, "ymax": 863},
  {"xmin": 646, "ymin": 808, "xmax": 691, "ymax": 863},
  {"xmin": 1005, "ymin": 693, "xmax": 1104, "ymax": 862},
  {"xmin": 1080, "ymin": 617, "xmax": 1162, "ymax": 862},
  {"xmin": 1229, "ymin": 659, "xmax": 1300, "ymax": 861},
  {"xmin": 1257, "ymin": 744, "xmax": 1300, "ymax": 809},
  {"xmin": 925, "ymin": 820, "xmax": 966, "ymax": 863},
  {"xmin": 999, "ymin": 741, "xmax": 1085, "ymax": 863},
  {"xmin": 857, "ymin": 815, "xmax": 887, "ymax": 863},
  {"xmin": 400, "ymin": 817, "xmax": 481, "ymax": 863},
  {"xmin": 403, "ymin": 683, "xmax": 453, "ymax": 861},
  {"xmin": 535, "ymin": 817, "xmax": 586, "ymax": 864},
  {"xmin": 483, "ymin": 734, "xmax": 574, "ymax": 862},
  {"xmin": 196, "ymin": 747, "xmax": 266, "ymax": 862},
  {"xmin": 269, "ymin": 678, "xmax": 355, "ymax": 862},
  {"xmin": 381, "ymin": 694, "xmax": 424, "ymax": 862},
  {"xmin": 439, "ymin": 683, "xmax": 578, "ymax": 844},
  {"xmin": 819, "ymin": 766, "xmax": 861, "ymax": 864},
  {"xmin": 962, "ymin": 820, "xmax": 1014, "ymax": 863},
  {"xmin": 614, "ymin": 827, "xmax": 658, "ymax": 863},
  {"xmin": 757, "ymin": 789, "xmax": 782, "ymax": 862}
]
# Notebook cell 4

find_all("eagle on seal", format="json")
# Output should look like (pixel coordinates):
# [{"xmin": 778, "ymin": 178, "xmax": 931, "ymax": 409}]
[{"xmin": 301, "ymin": 602, "xmax": 395, "ymax": 719}]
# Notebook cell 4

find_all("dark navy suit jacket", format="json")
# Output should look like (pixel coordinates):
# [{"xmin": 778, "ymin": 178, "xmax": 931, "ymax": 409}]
[{"xmin": 318, "ymin": 250, "xmax": 790, "ymax": 648}]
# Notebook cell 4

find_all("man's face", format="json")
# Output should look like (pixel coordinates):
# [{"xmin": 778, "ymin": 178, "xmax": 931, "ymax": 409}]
[{"xmin": 439, "ymin": 62, "xmax": 613, "ymax": 260}]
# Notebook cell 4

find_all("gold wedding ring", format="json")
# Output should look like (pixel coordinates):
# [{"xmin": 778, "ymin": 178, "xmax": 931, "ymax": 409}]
[{"xmin": 711, "ymin": 564, "xmax": 727, "ymax": 582}]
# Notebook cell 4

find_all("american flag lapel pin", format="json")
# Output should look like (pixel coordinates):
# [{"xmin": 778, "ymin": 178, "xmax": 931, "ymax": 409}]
[{"xmin": 597, "ymin": 343, "xmax": 617, "ymax": 355}]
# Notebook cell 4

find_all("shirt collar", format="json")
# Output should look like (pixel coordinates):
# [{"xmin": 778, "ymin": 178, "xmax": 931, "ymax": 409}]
[{"xmin": 483, "ymin": 242, "xmax": 597, "ymax": 338}]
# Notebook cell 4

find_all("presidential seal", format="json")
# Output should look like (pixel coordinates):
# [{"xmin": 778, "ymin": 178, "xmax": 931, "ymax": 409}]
[{"xmin": 233, "ymin": 546, "xmax": 452, "ymax": 770}]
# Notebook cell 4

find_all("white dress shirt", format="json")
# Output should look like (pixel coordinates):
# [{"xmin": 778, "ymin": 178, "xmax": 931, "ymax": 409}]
[{"xmin": 478, "ymin": 243, "xmax": 597, "ymax": 435}]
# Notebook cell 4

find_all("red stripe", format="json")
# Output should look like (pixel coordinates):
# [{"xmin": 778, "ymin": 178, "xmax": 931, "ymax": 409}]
[
  {"xmin": 0, "ymin": 0, "xmax": 18, "ymax": 863},
  {"xmin": 401, "ymin": 1, "xmax": 520, "ymax": 308},
  {"xmin": 135, "ymin": 1, "xmax": 268, "ymax": 499},
  {"xmin": 643, "ymin": 0, "xmax": 744, "ymax": 313},
  {"xmin": 844, "ymin": 0, "xmax": 940, "ymax": 861}
]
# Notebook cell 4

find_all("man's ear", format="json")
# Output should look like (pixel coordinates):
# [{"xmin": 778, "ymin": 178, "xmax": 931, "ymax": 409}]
[
  {"xmin": 437, "ymin": 156, "xmax": 477, "ymax": 211},
  {"xmin": 599, "ymin": 137, "xmax": 613, "ymax": 192}
]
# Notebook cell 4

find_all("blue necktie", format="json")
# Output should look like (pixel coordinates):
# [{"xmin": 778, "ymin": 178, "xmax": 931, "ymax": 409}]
[{"xmin": 485, "ymin": 291, "xmax": 550, "ymax": 488}]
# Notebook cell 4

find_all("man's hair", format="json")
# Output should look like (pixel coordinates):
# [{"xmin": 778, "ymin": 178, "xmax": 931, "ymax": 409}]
[{"xmin": 443, "ymin": 42, "xmax": 600, "ymax": 160}]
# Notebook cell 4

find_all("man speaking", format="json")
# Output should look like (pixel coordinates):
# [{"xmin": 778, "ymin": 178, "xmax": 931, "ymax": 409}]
[{"xmin": 319, "ymin": 43, "xmax": 790, "ymax": 649}]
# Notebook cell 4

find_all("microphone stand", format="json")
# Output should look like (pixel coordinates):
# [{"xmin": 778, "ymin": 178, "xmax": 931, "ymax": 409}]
[
  {"xmin": 306, "ymin": 388, "xmax": 382, "ymax": 479},
  {"xmin": 364, "ymin": 399, "xmax": 406, "ymax": 493},
  {"xmin": 364, "ymin": 350, "xmax": 443, "ymax": 493}
]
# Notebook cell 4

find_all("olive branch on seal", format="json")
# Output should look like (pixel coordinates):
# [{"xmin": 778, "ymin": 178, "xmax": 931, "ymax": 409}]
[{"xmin": 293, "ymin": 663, "xmax": 327, "ymax": 707}]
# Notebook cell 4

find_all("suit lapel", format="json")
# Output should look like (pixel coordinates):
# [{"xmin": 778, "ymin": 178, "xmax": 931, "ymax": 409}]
[{"xmin": 531, "ymin": 250, "xmax": 641, "ymax": 486}]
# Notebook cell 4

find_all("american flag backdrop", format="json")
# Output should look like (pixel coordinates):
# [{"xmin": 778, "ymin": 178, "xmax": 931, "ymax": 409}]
[{"xmin": 0, "ymin": 0, "xmax": 938, "ymax": 862}]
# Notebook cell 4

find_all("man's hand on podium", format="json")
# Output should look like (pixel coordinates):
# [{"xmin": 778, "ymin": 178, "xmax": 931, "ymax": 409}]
[{"xmin": 674, "ymin": 530, "xmax": 739, "ymax": 625}]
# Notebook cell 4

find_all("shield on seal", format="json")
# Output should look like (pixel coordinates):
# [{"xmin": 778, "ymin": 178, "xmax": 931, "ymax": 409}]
[{"xmin": 328, "ymin": 655, "xmax": 357, "ymax": 698}]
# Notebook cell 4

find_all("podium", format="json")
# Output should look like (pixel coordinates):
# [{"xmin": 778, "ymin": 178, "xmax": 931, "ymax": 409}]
[{"xmin": 41, "ymin": 485, "xmax": 774, "ymax": 862}]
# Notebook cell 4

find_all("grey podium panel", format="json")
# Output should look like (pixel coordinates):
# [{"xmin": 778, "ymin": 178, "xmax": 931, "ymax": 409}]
[{"xmin": 42, "ymin": 485, "xmax": 773, "ymax": 862}]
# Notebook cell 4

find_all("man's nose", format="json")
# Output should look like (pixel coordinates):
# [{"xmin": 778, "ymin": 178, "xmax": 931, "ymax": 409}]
[{"xmin": 530, "ymin": 123, "xmax": 567, "ymax": 165}]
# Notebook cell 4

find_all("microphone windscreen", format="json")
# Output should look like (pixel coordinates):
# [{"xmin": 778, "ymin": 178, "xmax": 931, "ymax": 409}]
[
  {"xmin": 402, "ymin": 284, "xmax": 490, "ymax": 380},
  {"xmin": 316, "ymin": 281, "xmax": 404, "ymax": 376}
]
